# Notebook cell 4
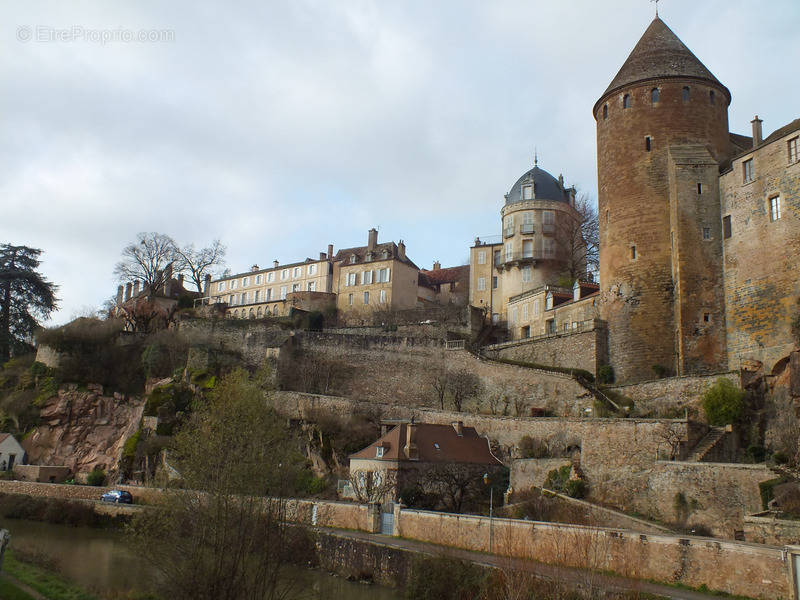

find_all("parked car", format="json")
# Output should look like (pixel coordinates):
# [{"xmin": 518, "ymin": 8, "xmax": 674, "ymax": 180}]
[{"xmin": 100, "ymin": 490, "xmax": 133, "ymax": 504}]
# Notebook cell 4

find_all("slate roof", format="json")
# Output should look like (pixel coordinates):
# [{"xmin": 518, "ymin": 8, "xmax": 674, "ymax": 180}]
[
  {"xmin": 334, "ymin": 241, "xmax": 419, "ymax": 270},
  {"xmin": 506, "ymin": 166, "xmax": 571, "ymax": 206},
  {"xmin": 350, "ymin": 423, "xmax": 502, "ymax": 465},
  {"xmin": 763, "ymin": 118, "xmax": 800, "ymax": 145},
  {"xmin": 597, "ymin": 17, "xmax": 730, "ymax": 111}
]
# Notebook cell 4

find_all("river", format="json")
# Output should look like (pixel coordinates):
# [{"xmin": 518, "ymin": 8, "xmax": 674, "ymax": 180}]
[{"xmin": 2, "ymin": 518, "xmax": 402, "ymax": 600}]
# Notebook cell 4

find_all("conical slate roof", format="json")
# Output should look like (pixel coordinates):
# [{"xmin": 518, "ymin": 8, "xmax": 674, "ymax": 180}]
[{"xmin": 599, "ymin": 18, "xmax": 729, "ymax": 104}]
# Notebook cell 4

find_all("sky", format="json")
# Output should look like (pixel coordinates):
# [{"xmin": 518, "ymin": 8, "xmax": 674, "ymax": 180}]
[{"xmin": 2, "ymin": 0, "xmax": 799, "ymax": 325}]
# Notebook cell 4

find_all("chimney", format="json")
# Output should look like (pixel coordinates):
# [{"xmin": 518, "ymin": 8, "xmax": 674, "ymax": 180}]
[
  {"xmin": 124, "ymin": 282, "xmax": 132, "ymax": 301},
  {"xmin": 164, "ymin": 278, "xmax": 172, "ymax": 298},
  {"xmin": 132, "ymin": 280, "xmax": 140, "ymax": 297},
  {"xmin": 204, "ymin": 274, "xmax": 211, "ymax": 294},
  {"xmin": 273, "ymin": 260, "xmax": 279, "ymax": 269},
  {"xmin": 116, "ymin": 285, "xmax": 124, "ymax": 305},
  {"xmin": 433, "ymin": 261, "xmax": 441, "ymax": 271},
  {"xmin": 751, "ymin": 115, "xmax": 763, "ymax": 147},
  {"xmin": 367, "ymin": 228, "xmax": 378, "ymax": 252},
  {"xmin": 398, "ymin": 240, "xmax": 406, "ymax": 261},
  {"xmin": 177, "ymin": 273, "xmax": 184, "ymax": 287},
  {"xmin": 319, "ymin": 251, "xmax": 327, "ymax": 260},
  {"xmin": 327, "ymin": 244, "xmax": 334, "ymax": 259},
  {"xmin": 558, "ymin": 174, "xmax": 564, "ymax": 188},
  {"xmin": 404, "ymin": 422, "xmax": 419, "ymax": 460},
  {"xmin": 251, "ymin": 264, "xmax": 259, "ymax": 272},
  {"xmin": 452, "ymin": 421, "xmax": 463, "ymax": 436}
]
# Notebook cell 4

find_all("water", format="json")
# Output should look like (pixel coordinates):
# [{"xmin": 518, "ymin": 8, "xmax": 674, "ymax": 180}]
[{"xmin": 2, "ymin": 519, "xmax": 402, "ymax": 600}]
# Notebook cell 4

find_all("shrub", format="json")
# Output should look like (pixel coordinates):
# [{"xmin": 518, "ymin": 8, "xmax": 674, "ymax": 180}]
[
  {"xmin": 652, "ymin": 364, "xmax": 670, "ymax": 379},
  {"xmin": 597, "ymin": 364, "xmax": 615, "ymax": 384},
  {"xmin": 518, "ymin": 435, "xmax": 549, "ymax": 459},
  {"xmin": 759, "ymin": 477, "xmax": 787, "ymax": 510},
  {"xmin": 701, "ymin": 378, "xmax": 745, "ymax": 426},
  {"xmin": 772, "ymin": 451, "xmax": 789, "ymax": 465},
  {"xmin": 564, "ymin": 479, "xmax": 586, "ymax": 499},
  {"xmin": 746, "ymin": 444, "xmax": 766, "ymax": 463},
  {"xmin": 405, "ymin": 556, "xmax": 488, "ymax": 600},
  {"xmin": 544, "ymin": 465, "xmax": 572, "ymax": 493},
  {"xmin": 86, "ymin": 467, "xmax": 106, "ymax": 486}
]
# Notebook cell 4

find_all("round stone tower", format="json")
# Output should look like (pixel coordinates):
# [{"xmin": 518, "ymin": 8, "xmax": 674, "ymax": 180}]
[{"xmin": 594, "ymin": 17, "xmax": 733, "ymax": 383}]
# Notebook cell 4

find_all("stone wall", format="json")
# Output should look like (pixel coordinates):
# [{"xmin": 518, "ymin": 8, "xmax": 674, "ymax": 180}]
[
  {"xmin": 609, "ymin": 371, "xmax": 739, "ymax": 417},
  {"xmin": 12, "ymin": 465, "xmax": 71, "ymax": 483},
  {"xmin": 744, "ymin": 512, "xmax": 800, "ymax": 546},
  {"xmin": 509, "ymin": 458, "xmax": 571, "ymax": 491},
  {"xmin": 483, "ymin": 324, "xmax": 608, "ymax": 376},
  {"xmin": 0, "ymin": 480, "xmax": 162, "ymax": 504},
  {"xmin": 395, "ymin": 508, "xmax": 790, "ymax": 600},
  {"xmin": 314, "ymin": 530, "xmax": 412, "ymax": 587}
]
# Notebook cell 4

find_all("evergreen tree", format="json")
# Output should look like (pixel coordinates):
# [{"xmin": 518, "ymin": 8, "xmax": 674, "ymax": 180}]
[{"xmin": 0, "ymin": 244, "xmax": 58, "ymax": 364}]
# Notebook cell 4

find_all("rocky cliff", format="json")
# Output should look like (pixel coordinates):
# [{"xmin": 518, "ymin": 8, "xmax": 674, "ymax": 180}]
[{"xmin": 21, "ymin": 383, "xmax": 145, "ymax": 481}]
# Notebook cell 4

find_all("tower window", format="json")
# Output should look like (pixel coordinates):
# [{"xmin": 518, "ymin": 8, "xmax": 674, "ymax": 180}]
[
  {"xmin": 709, "ymin": 90, "xmax": 716, "ymax": 105},
  {"xmin": 630, "ymin": 245, "xmax": 637, "ymax": 260},
  {"xmin": 743, "ymin": 159, "xmax": 754, "ymax": 183},
  {"xmin": 603, "ymin": 104, "xmax": 608, "ymax": 119},
  {"xmin": 682, "ymin": 86, "xmax": 690, "ymax": 102},
  {"xmin": 651, "ymin": 88, "xmax": 660, "ymax": 103},
  {"xmin": 703, "ymin": 313, "xmax": 711, "ymax": 323},
  {"xmin": 697, "ymin": 183, "xmax": 702, "ymax": 194},
  {"xmin": 645, "ymin": 136, "xmax": 651, "ymax": 152},
  {"xmin": 769, "ymin": 195, "xmax": 781, "ymax": 221},
  {"xmin": 623, "ymin": 94, "xmax": 631, "ymax": 109},
  {"xmin": 723, "ymin": 215, "xmax": 732, "ymax": 239},
  {"xmin": 702, "ymin": 227, "xmax": 711, "ymax": 240}
]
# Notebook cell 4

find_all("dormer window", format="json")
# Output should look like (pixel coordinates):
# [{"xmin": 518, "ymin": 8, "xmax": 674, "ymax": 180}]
[
  {"xmin": 376, "ymin": 446, "xmax": 385, "ymax": 458},
  {"xmin": 522, "ymin": 185, "xmax": 533, "ymax": 200},
  {"xmin": 365, "ymin": 252, "xmax": 373, "ymax": 262},
  {"xmin": 350, "ymin": 254, "xmax": 357, "ymax": 264},
  {"xmin": 382, "ymin": 249, "xmax": 389, "ymax": 259},
  {"xmin": 433, "ymin": 443, "xmax": 440, "ymax": 450}
]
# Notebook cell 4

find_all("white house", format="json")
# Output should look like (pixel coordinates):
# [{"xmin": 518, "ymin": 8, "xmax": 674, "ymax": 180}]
[{"xmin": 0, "ymin": 434, "xmax": 26, "ymax": 471}]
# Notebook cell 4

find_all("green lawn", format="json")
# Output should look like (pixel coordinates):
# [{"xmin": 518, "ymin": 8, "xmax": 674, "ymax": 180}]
[
  {"xmin": 0, "ymin": 576, "xmax": 37, "ymax": 600},
  {"xmin": 3, "ymin": 550, "xmax": 98, "ymax": 600}
]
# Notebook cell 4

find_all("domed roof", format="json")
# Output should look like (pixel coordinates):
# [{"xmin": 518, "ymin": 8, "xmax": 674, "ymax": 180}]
[
  {"xmin": 505, "ymin": 165, "xmax": 570, "ymax": 205},
  {"xmin": 595, "ymin": 17, "xmax": 730, "ymax": 111}
]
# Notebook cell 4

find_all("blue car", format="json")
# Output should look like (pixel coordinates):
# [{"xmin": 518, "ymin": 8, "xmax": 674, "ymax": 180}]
[{"xmin": 100, "ymin": 490, "xmax": 134, "ymax": 504}]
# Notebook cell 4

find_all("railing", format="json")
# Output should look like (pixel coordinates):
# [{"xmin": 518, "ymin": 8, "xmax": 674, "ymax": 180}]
[
  {"xmin": 520, "ymin": 223, "xmax": 535, "ymax": 234},
  {"xmin": 503, "ymin": 227, "xmax": 515, "ymax": 238},
  {"xmin": 445, "ymin": 339, "xmax": 465, "ymax": 350},
  {"xmin": 497, "ymin": 251, "xmax": 552, "ymax": 264}
]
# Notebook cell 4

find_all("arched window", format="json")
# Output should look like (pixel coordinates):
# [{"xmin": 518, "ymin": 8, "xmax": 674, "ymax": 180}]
[
  {"xmin": 682, "ymin": 86, "xmax": 690, "ymax": 102},
  {"xmin": 651, "ymin": 88, "xmax": 660, "ymax": 103},
  {"xmin": 257, "ymin": 307, "xmax": 262, "ymax": 318},
  {"xmin": 233, "ymin": 310, "xmax": 238, "ymax": 318},
  {"xmin": 602, "ymin": 104, "xmax": 608, "ymax": 119},
  {"xmin": 249, "ymin": 308, "xmax": 255, "ymax": 319},
  {"xmin": 709, "ymin": 90, "xmax": 715, "ymax": 105},
  {"xmin": 623, "ymin": 94, "xmax": 631, "ymax": 109}
]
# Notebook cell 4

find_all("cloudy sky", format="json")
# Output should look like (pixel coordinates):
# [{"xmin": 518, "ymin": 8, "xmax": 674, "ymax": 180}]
[{"xmin": 3, "ymin": 0, "xmax": 799, "ymax": 324}]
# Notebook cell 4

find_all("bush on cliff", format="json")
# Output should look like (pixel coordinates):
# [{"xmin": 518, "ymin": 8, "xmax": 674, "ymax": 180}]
[
  {"xmin": 702, "ymin": 378, "xmax": 745, "ymax": 426},
  {"xmin": 86, "ymin": 468, "xmax": 106, "ymax": 486}
]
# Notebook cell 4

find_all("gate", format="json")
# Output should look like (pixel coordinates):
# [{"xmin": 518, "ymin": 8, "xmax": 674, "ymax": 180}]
[{"xmin": 380, "ymin": 502, "xmax": 394, "ymax": 535}]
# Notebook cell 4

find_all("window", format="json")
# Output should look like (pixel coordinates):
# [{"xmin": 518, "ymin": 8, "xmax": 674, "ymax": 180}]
[
  {"xmin": 743, "ymin": 159, "xmax": 754, "ymax": 183},
  {"xmin": 522, "ymin": 325, "xmax": 530, "ymax": 338},
  {"xmin": 229, "ymin": 294, "xmax": 235, "ymax": 305},
  {"xmin": 522, "ymin": 185, "xmax": 533, "ymax": 200},
  {"xmin": 533, "ymin": 299, "xmax": 541, "ymax": 316},
  {"xmin": 545, "ymin": 293, "xmax": 553, "ymax": 310},
  {"xmin": 494, "ymin": 250, "xmax": 501, "ymax": 266},
  {"xmin": 503, "ymin": 215, "xmax": 514, "ymax": 236},
  {"xmin": 255, "ymin": 274, "xmax": 262, "ymax": 284},
  {"xmin": 709, "ymin": 90, "xmax": 715, "ymax": 105},
  {"xmin": 723, "ymin": 215, "xmax": 732, "ymax": 239},
  {"xmin": 623, "ymin": 94, "xmax": 631, "ymax": 108},
  {"xmin": 522, "ymin": 303, "xmax": 529, "ymax": 320},
  {"xmin": 218, "ymin": 281, "xmax": 226, "ymax": 292},
  {"xmin": 492, "ymin": 276, "xmax": 498, "ymax": 289},
  {"xmin": 362, "ymin": 270, "xmax": 373, "ymax": 285},
  {"xmin": 770, "ymin": 195, "xmax": 781, "ymax": 221},
  {"xmin": 542, "ymin": 210, "xmax": 555, "ymax": 232},
  {"xmin": 376, "ymin": 446, "xmax": 385, "ymax": 458},
  {"xmin": 477, "ymin": 250, "xmax": 486, "ymax": 265},
  {"xmin": 651, "ymin": 88, "xmax": 660, "ymax": 103},
  {"xmin": 682, "ymin": 86, "xmax": 690, "ymax": 102},
  {"xmin": 477, "ymin": 277, "xmax": 486, "ymax": 291},
  {"xmin": 267, "ymin": 272, "xmax": 274, "ymax": 283},
  {"xmin": 522, "ymin": 265, "xmax": 532, "ymax": 283},
  {"xmin": 546, "ymin": 319, "xmax": 555, "ymax": 333},
  {"xmin": 346, "ymin": 272, "xmax": 357, "ymax": 287},
  {"xmin": 522, "ymin": 239, "xmax": 533, "ymax": 258},
  {"xmin": 281, "ymin": 269, "xmax": 288, "ymax": 280},
  {"xmin": 703, "ymin": 312, "xmax": 711, "ymax": 323},
  {"xmin": 242, "ymin": 277, "xmax": 248, "ymax": 287},
  {"xmin": 697, "ymin": 183, "xmax": 702, "ymax": 194},
  {"xmin": 231, "ymin": 279, "xmax": 237, "ymax": 289},
  {"xmin": 564, "ymin": 322, "xmax": 570, "ymax": 332},
  {"xmin": 377, "ymin": 268, "xmax": 390, "ymax": 283},
  {"xmin": 702, "ymin": 227, "xmax": 711, "ymax": 240},
  {"xmin": 363, "ymin": 291, "xmax": 370, "ymax": 305},
  {"xmin": 348, "ymin": 293, "xmax": 353, "ymax": 306},
  {"xmin": 292, "ymin": 283, "xmax": 300, "ymax": 293},
  {"xmin": 241, "ymin": 292, "xmax": 247, "ymax": 304},
  {"xmin": 543, "ymin": 238, "xmax": 555, "ymax": 258},
  {"xmin": 630, "ymin": 245, "xmax": 637, "ymax": 260},
  {"xmin": 293, "ymin": 267, "xmax": 302, "ymax": 278},
  {"xmin": 307, "ymin": 281, "xmax": 316, "ymax": 292},
  {"xmin": 254, "ymin": 290, "xmax": 260, "ymax": 302},
  {"xmin": 309, "ymin": 264, "xmax": 317, "ymax": 275},
  {"xmin": 510, "ymin": 307, "xmax": 518, "ymax": 325},
  {"xmin": 266, "ymin": 288, "xmax": 272, "ymax": 301},
  {"xmin": 645, "ymin": 136, "xmax": 651, "ymax": 152},
  {"xmin": 788, "ymin": 137, "xmax": 799, "ymax": 163},
  {"xmin": 505, "ymin": 242, "xmax": 513, "ymax": 261},
  {"xmin": 379, "ymin": 289, "xmax": 387, "ymax": 303},
  {"xmin": 521, "ymin": 212, "xmax": 534, "ymax": 233},
  {"xmin": 350, "ymin": 255, "xmax": 357, "ymax": 264},
  {"xmin": 603, "ymin": 104, "xmax": 608, "ymax": 119},
  {"xmin": 280, "ymin": 286, "xmax": 287, "ymax": 299}
]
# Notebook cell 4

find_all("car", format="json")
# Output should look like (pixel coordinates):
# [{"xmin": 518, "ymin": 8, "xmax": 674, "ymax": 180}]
[{"xmin": 100, "ymin": 490, "xmax": 134, "ymax": 504}]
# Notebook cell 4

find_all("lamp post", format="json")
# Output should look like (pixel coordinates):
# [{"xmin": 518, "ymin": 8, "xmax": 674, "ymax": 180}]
[{"xmin": 483, "ymin": 472, "xmax": 493, "ymax": 553}]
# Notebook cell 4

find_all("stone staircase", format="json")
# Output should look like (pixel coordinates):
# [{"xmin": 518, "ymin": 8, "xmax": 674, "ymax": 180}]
[{"xmin": 688, "ymin": 426, "xmax": 728, "ymax": 462}]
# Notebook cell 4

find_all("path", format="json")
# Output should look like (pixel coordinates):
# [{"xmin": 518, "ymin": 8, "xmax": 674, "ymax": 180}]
[
  {"xmin": 320, "ymin": 527, "xmax": 734, "ymax": 600},
  {"xmin": 0, "ymin": 572, "xmax": 47, "ymax": 600}
]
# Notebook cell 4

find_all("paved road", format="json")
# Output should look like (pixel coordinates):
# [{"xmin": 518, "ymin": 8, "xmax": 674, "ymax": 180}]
[{"xmin": 320, "ymin": 527, "xmax": 735, "ymax": 600}]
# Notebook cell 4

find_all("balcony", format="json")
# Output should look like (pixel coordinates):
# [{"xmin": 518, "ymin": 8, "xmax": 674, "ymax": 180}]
[
  {"xmin": 503, "ymin": 227, "xmax": 515, "ymax": 238},
  {"xmin": 496, "ymin": 251, "xmax": 547, "ymax": 269},
  {"xmin": 520, "ymin": 223, "xmax": 535, "ymax": 234}
]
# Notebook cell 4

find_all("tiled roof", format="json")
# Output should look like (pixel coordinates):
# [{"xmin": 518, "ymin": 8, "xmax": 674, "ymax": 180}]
[
  {"xmin": 729, "ymin": 132, "xmax": 753, "ymax": 154},
  {"xmin": 350, "ymin": 423, "xmax": 502, "ymax": 466},
  {"xmin": 763, "ymin": 118, "xmax": 800, "ymax": 145},
  {"xmin": 418, "ymin": 265, "xmax": 469, "ymax": 287},
  {"xmin": 597, "ymin": 18, "xmax": 729, "ymax": 110},
  {"xmin": 334, "ymin": 242, "xmax": 419, "ymax": 270}
]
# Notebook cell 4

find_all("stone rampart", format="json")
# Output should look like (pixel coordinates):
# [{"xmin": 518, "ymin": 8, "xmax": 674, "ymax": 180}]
[
  {"xmin": 395, "ymin": 508, "xmax": 790, "ymax": 600},
  {"xmin": 609, "ymin": 372, "xmax": 740, "ymax": 417},
  {"xmin": 509, "ymin": 458, "xmax": 571, "ymax": 491},
  {"xmin": 744, "ymin": 512, "xmax": 800, "ymax": 546}
]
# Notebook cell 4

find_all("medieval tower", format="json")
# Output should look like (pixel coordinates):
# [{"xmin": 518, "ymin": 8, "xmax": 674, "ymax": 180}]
[{"xmin": 594, "ymin": 17, "xmax": 734, "ymax": 382}]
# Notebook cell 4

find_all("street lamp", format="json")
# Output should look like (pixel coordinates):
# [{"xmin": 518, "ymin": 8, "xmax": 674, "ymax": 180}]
[{"xmin": 483, "ymin": 472, "xmax": 493, "ymax": 553}]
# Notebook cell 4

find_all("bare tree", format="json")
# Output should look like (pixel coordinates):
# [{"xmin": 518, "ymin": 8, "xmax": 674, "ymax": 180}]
[
  {"xmin": 557, "ymin": 194, "xmax": 599, "ymax": 283},
  {"xmin": 114, "ymin": 232, "xmax": 178, "ymax": 291},
  {"xmin": 174, "ymin": 239, "xmax": 227, "ymax": 294},
  {"xmin": 347, "ymin": 469, "xmax": 396, "ymax": 503},
  {"xmin": 447, "ymin": 370, "xmax": 482, "ymax": 412},
  {"xmin": 417, "ymin": 463, "xmax": 489, "ymax": 513},
  {"xmin": 655, "ymin": 422, "xmax": 686, "ymax": 460},
  {"xmin": 430, "ymin": 367, "xmax": 449, "ymax": 410}
]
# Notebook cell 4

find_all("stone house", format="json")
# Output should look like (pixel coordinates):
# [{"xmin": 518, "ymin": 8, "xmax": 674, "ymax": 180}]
[
  {"xmin": 0, "ymin": 434, "xmax": 26, "ymax": 471},
  {"xmin": 347, "ymin": 421, "xmax": 503, "ymax": 504},
  {"xmin": 418, "ymin": 262, "xmax": 470, "ymax": 306}
]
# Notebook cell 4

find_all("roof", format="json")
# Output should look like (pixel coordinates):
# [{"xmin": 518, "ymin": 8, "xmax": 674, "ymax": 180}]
[
  {"xmin": 350, "ymin": 423, "xmax": 502, "ymax": 465},
  {"xmin": 0, "ymin": 433, "xmax": 10, "ymax": 444},
  {"xmin": 763, "ymin": 118, "xmax": 800, "ymax": 145},
  {"xmin": 506, "ymin": 165, "xmax": 571, "ymax": 206},
  {"xmin": 418, "ymin": 265, "xmax": 469, "ymax": 289},
  {"xmin": 596, "ymin": 17, "xmax": 730, "ymax": 111},
  {"xmin": 729, "ymin": 132, "xmax": 753, "ymax": 155},
  {"xmin": 721, "ymin": 118, "xmax": 800, "ymax": 172},
  {"xmin": 334, "ymin": 241, "xmax": 419, "ymax": 270}
]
